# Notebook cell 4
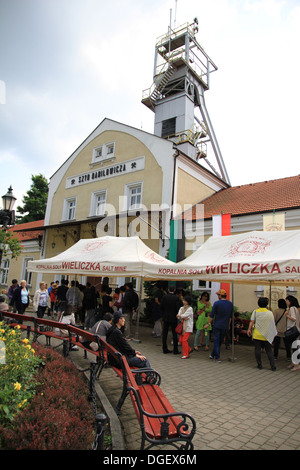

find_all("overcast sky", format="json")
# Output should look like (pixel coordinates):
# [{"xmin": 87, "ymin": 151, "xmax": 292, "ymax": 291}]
[{"xmin": 1, "ymin": 0, "xmax": 300, "ymax": 213}]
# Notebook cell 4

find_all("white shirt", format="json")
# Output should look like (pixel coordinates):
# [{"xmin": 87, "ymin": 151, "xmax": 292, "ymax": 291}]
[{"xmin": 177, "ymin": 306, "xmax": 194, "ymax": 333}]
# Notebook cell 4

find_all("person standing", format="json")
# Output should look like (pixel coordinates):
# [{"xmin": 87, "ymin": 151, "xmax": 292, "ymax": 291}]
[
  {"xmin": 194, "ymin": 292, "xmax": 212, "ymax": 350},
  {"xmin": 123, "ymin": 282, "xmax": 139, "ymax": 339},
  {"xmin": 8, "ymin": 279, "xmax": 19, "ymax": 312},
  {"xmin": 160, "ymin": 285, "xmax": 182, "ymax": 354},
  {"xmin": 33, "ymin": 281, "xmax": 51, "ymax": 318},
  {"xmin": 204, "ymin": 288, "xmax": 233, "ymax": 362},
  {"xmin": 48, "ymin": 281, "xmax": 58, "ymax": 318},
  {"xmin": 83, "ymin": 283, "xmax": 98, "ymax": 330},
  {"xmin": 273, "ymin": 298, "xmax": 290, "ymax": 360},
  {"xmin": 115, "ymin": 285, "xmax": 126, "ymax": 312},
  {"xmin": 177, "ymin": 295, "xmax": 194, "ymax": 359},
  {"xmin": 285, "ymin": 295, "xmax": 300, "ymax": 372},
  {"xmin": 151, "ymin": 283, "xmax": 166, "ymax": 338},
  {"xmin": 247, "ymin": 297, "xmax": 277, "ymax": 371},
  {"xmin": 56, "ymin": 279, "xmax": 69, "ymax": 320},
  {"xmin": 66, "ymin": 280, "xmax": 81, "ymax": 322},
  {"xmin": 11, "ymin": 280, "xmax": 30, "ymax": 323}
]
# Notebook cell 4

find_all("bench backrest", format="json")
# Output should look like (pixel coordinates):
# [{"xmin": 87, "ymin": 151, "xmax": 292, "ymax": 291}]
[
  {"xmin": 68, "ymin": 324, "xmax": 96, "ymax": 342},
  {"xmin": 34, "ymin": 317, "xmax": 68, "ymax": 331},
  {"xmin": 99, "ymin": 337, "xmax": 123, "ymax": 367},
  {"xmin": 122, "ymin": 356, "xmax": 140, "ymax": 393},
  {"xmin": 1, "ymin": 311, "xmax": 35, "ymax": 324}
]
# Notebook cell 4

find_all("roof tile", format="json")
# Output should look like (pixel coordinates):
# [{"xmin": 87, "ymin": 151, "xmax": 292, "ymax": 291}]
[{"xmin": 182, "ymin": 175, "xmax": 300, "ymax": 220}]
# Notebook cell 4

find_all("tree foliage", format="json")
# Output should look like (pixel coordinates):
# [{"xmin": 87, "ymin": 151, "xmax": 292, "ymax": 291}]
[
  {"xmin": 16, "ymin": 174, "xmax": 48, "ymax": 224},
  {"xmin": 0, "ymin": 228, "xmax": 23, "ymax": 259}
]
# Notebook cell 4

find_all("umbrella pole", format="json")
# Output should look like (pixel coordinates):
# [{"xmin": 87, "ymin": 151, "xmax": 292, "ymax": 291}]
[
  {"xmin": 133, "ymin": 276, "xmax": 143, "ymax": 344},
  {"xmin": 228, "ymin": 281, "xmax": 237, "ymax": 362}
]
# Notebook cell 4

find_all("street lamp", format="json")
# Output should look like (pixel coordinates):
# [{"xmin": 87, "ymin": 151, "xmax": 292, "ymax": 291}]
[
  {"xmin": 0, "ymin": 186, "xmax": 17, "ymax": 277},
  {"xmin": 0, "ymin": 186, "xmax": 17, "ymax": 227}
]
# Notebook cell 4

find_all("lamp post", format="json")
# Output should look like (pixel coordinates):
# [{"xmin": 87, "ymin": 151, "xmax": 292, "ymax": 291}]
[
  {"xmin": 0, "ymin": 186, "xmax": 17, "ymax": 275},
  {"xmin": 0, "ymin": 186, "xmax": 17, "ymax": 228}
]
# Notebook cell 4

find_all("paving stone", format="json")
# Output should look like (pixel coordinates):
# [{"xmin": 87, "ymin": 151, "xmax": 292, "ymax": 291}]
[{"xmin": 43, "ymin": 324, "xmax": 300, "ymax": 451}]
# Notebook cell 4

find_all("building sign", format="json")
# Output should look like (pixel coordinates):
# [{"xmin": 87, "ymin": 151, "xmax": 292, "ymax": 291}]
[{"xmin": 66, "ymin": 156, "xmax": 145, "ymax": 189}]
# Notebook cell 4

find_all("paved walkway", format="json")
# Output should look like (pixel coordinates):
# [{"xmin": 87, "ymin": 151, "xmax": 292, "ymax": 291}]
[
  {"xmin": 25, "ymin": 315, "xmax": 300, "ymax": 451},
  {"xmin": 70, "ymin": 324, "xmax": 300, "ymax": 451}
]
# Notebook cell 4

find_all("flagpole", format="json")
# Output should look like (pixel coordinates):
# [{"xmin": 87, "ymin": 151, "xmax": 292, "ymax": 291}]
[{"xmin": 228, "ymin": 280, "xmax": 237, "ymax": 362}]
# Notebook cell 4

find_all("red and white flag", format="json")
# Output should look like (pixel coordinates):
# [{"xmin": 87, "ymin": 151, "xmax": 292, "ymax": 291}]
[{"xmin": 212, "ymin": 213, "xmax": 231, "ymax": 299}]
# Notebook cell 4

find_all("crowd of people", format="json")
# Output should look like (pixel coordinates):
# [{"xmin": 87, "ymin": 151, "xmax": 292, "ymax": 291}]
[
  {"xmin": 149, "ymin": 283, "xmax": 300, "ymax": 370},
  {"xmin": 1, "ymin": 277, "xmax": 300, "ymax": 372}
]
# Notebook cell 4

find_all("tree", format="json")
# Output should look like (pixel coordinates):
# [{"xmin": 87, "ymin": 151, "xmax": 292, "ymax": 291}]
[
  {"xmin": 16, "ymin": 174, "xmax": 49, "ymax": 224},
  {"xmin": 0, "ymin": 228, "xmax": 23, "ymax": 259}
]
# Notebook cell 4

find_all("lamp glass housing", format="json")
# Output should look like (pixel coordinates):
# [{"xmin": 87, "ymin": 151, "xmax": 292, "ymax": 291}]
[{"xmin": 2, "ymin": 186, "xmax": 16, "ymax": 211}]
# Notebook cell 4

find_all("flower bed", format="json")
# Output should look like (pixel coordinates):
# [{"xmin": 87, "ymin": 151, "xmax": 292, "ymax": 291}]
[{"xmin": 0, "ymin": 322, "xmax": 95, "ymax": 450}]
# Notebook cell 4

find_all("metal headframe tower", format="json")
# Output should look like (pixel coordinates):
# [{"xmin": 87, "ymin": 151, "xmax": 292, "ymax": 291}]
[{"xmin": 142, "ymin": 17, "xmax": 230, "ymax": 185}]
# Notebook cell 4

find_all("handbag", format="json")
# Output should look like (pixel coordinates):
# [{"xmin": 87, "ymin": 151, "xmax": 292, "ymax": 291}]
[
  {"xmin": 285, "ymin": 325, "xmax": 299, "ymax": 342},
  {"xmin": 175, "ymin": 321, "xmax": 184, "ymax": 335}
]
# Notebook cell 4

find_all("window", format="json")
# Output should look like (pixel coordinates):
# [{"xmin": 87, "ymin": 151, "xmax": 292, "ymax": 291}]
[
  {"xmin": 0, "ymin": 259, "xmax": 10, "ymax": 285},
  {"xmin": 106, "ymin": 144, "xmax": 114, "ymax": 155},
  {"xmin": 90, "ymin": 190, "xmax": 107, "ymax": 217},
  {"xmin": 92, "ymin": 142, "xmax": 115, "ymax": 164},
  {"xmin": 129, "ymin": 184, "xmax": 142, "ymax": 209},
  {"xmin": 63, "ymin": 198, "xmax": 76, "ymax": 221},
  {"xmin": 161, "ymin": 117, "xmax": 176, "ymax": 138},
  {"xmin": 22, "ymin": 258, "xmax": 33, "ymax": 286},
  {"xmin": 129, "ymin": 184, "xmax": 142, "ymax": 210},
  {"xmin": 95, "ymin": 146, "xmax": 103, "ymax": 158},
  {"xmin": 124, "ymin": 182, "xmax": 143, "ymax": 211},
  {"xmin": 67, "ymin": 200, "xmax": 76, "ymax": 220}
]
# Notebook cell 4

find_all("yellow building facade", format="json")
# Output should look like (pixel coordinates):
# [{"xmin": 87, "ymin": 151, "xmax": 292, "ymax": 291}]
[{"xmin": 38, "ymin": 118, "xmax": 226, "ymax": 291}]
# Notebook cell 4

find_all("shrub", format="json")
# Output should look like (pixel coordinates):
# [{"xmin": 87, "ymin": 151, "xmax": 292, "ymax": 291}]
[
  {"xmin": 0, "ymin": 322, "xmax": 43, "ymax": 424},
  {"xmin": 0, "ymin": 343, "xmax": 95, "ymax": 450}
]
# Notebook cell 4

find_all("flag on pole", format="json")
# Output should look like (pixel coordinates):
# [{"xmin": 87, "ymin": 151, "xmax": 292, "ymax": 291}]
[{"xmin": 212, "ymin": 213, "xmax": 231, "ymax": 298}]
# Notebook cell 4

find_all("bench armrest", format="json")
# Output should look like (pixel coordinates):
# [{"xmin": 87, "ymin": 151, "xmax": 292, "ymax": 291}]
[
  {"xmin": 131, "ymin": 368, "xmax": 161, "ymax": 386},
  {"xmin": 128, "ymin": 385, "xmax": 196, "ymax": 443}
]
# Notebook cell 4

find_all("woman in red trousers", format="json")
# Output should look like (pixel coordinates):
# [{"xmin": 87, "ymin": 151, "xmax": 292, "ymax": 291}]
[{"xmin": 177, "ymin": 296, "xmax": 194, "ymax": 359}]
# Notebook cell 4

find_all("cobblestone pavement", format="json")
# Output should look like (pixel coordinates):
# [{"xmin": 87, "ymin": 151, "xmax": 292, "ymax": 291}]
[
  {"xmin": 75, "ymin": 325, "xmax": 300, "ymax": 451},
  {"xmin": 29, "ymin": 317, "xmax": 300, "ymax": 451}
]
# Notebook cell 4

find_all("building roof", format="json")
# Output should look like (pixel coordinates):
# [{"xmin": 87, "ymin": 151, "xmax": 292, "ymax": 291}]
[
  {"xmin": 182, "ymin": 174, "xmax": 300, "ymax": 220},
  {"xmin": 10, "ymin": 220, "xmax": 44, "ymax": 242}
]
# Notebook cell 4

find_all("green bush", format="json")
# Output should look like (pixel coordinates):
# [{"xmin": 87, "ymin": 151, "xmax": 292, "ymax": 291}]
[
  {"xmin": 0, "ymin": 342, "xmax": 95, "ymax": 450},
  {"xmin": 0, "ymin": 322, "xmax": 42, "ymax": 424}
]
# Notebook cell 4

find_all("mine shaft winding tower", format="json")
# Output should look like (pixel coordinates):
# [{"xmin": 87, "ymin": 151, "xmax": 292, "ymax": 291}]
[{"xmin": 142, "ymin": 18, "xmax": 230, "ymax": 185}]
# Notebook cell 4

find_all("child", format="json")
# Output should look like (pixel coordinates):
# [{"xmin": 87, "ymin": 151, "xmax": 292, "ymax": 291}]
[{"xmin": 194, "ymin": 292, "xmax": 212, "ymax": 350}]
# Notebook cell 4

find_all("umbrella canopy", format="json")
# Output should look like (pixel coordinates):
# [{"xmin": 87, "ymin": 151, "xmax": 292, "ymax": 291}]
[
  {"xmin": 27, "ymin": 236, "xmax": 175, "ymax": 280},
  {"xmin": 162, "ymin": 230, "xmax": 300, "ymax": 285}
]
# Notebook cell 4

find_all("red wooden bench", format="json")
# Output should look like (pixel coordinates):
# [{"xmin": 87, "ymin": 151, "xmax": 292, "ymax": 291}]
[
  {"xmin": 33, "ymin": 317, "xmax": 70, "ymax": 355},
  {"xmin": 0, "ymin": 311, "xmax": 35, "ymax": 339},
  {"xmin": 98, "ymin": 337, "xmax": 196, "ymax": 450},
  {"xmin": 1, "ymin": 311, "xmax": 196, "ymax": 449}
]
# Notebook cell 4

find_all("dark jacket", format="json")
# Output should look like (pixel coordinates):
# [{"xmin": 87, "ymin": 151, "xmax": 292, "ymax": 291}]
[
  {"xmin": 106, "ymin": 325, "xmax": 136, "ymax": 367},
  {"xmin": 160, "ymin": 292, "xmax": 182, "ymax": 323},
  {"xmin": 123, "ymin": 289, "xmax": 139, "ymax": 313},
  {"xmin": 83, "ymin": 286, "xmax": 97, "ymax": 310},
  {"xmin": 56, "ymin": 285, "xmax": 68, "ymax": 301},
  {"xmin": 11, "ymin": 286, "xmax": 30, "ymax": 310}
]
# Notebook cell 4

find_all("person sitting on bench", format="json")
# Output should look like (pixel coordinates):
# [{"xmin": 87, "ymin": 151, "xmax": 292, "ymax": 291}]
[
  {"xmin": 90, "ymin": 312, "xmax": 113, "ymax": 340},
  {"xmin": 106, "ymin": 311, "xmax": 151, "ymax": 369}
]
